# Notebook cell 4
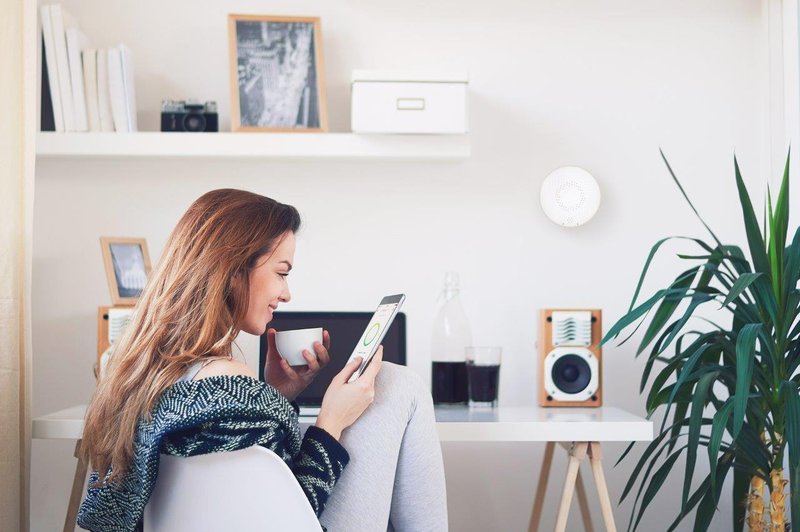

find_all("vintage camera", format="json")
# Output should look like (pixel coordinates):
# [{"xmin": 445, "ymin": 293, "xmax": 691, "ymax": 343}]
[{"xmin": 161, "ymin": 100, "xmax": 219, "ymax": 132}]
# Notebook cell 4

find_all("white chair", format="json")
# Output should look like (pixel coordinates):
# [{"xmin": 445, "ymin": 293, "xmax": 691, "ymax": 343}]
[{"xmin": 143, "ymin": 446, "xmax": 323, "ymax": 532}]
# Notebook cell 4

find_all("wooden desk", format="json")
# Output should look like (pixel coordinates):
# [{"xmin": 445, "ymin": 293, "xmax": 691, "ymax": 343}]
[{"xmin": 34, "ymin": 404, "xmax": 652, "ymax": 532}]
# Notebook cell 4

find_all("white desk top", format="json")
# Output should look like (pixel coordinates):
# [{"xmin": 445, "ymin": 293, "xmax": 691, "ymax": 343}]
[
  {"xmin": 33, "ymin": 404, "xmax": 652, "ymax": 443},
  {"xmin": 33, "ymin": 405, "xmax": 88, "ymax": 440},
  {"xmin": 432, "ymin": 405, "xmax": 652, "ymax": 442}
]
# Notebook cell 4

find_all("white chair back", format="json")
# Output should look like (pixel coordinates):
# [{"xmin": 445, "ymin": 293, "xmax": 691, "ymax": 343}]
[{"xmin": 143, "ymin": 446, "xmax": 322, "ymax": 532}]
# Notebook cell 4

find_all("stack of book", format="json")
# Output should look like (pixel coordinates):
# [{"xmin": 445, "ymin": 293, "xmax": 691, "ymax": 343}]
[{"xmin": 41, "ymin": 3, "xmax": 137, "ymax": 133}]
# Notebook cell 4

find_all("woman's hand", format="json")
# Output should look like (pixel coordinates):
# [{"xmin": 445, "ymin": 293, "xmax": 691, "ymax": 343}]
[
  {"xmin": 264, "ymin": 327, "xmax": 331, "ymax": 401},
  {"xmin": 315, "ymin": 345, "xmax": 383, "ymax": 440}
]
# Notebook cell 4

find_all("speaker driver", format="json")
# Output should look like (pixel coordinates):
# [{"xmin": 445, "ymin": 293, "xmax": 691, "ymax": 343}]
[
  {"xmin": 542, "ymin": 346, "xmax": 599, "ymax": 403},
  {"xmin": 551, "ymin": 353, "xmax": 591, "ymax": 394}
]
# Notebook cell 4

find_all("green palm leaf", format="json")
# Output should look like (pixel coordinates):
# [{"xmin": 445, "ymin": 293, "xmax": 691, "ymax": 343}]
[
  {"xmin": 609, "ymin": 151, "xmax": 798, "ymax": 531},
  {"xmin": 733, "ymin": 157, "xmax": 770, "ymax": 276},
  {"xmin": 733, "ymin": 324, "xmax": 760, "ymax": 438},
  {"xmin": 684, "ymin": 372, "xmax": 718, "ymax": 508}
]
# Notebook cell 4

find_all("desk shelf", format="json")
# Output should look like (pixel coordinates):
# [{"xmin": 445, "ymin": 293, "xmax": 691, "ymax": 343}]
[
  {"xmin": 35, "ymin": 132, "xmax": 470, "ymax": 161},
  {"xmin": 432, "ymin": 404, "xmax": 653, "ymax": 442},
  {"xmin": 34, "ymin": 404, "xmax": 652, "ymax": 442}
]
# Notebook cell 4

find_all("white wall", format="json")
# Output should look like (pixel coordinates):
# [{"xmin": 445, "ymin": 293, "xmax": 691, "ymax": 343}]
[{"xmin": 31, "ymin": 1, "xmax": 772, "ymax": 530}]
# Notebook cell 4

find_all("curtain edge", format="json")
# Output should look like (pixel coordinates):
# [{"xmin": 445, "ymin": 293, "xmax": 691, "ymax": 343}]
[{"xmin": 20, "ymin": 0, "xmax": 37, "ymax": 530}]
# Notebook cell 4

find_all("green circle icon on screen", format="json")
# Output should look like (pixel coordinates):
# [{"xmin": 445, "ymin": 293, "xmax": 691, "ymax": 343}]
[{"xmin": 363, "ymin": 323, "xmax": 381, "ymax": 346}]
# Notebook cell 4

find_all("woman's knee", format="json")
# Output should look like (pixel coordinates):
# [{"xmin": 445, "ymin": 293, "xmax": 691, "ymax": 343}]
[
  {"xmin": 376, "ymin": 362, "xmax": 425, "ymax": 391},
  {"xmin": 375, "ymin": 362, "xmax": 431, "ymax": 414}
]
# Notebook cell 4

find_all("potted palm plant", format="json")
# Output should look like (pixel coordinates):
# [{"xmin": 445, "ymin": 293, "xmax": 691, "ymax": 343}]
[{"xmin": 601, "ymin": 152, "xmax": 800, "ymax": 531}]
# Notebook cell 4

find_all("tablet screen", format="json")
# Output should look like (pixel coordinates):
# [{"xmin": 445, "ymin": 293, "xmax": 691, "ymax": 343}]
[{"xmin": 351, "ymin": 300, "xmax": 402, "ymax": 363}]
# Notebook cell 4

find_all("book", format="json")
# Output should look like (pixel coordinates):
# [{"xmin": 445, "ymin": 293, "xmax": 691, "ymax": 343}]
[
  {"xmin": 49, "ymin": 4, "xmax": 75, "ymax": 131},
  {"xmin": 40, "ymin": 5, "xmax": 64, "ymax": 131},
  {"xmin": 96, "ymin": 49, "xmax": 114, "ymax": 132},
  {"xmin": 82, "ymin": 48, "xmax": 100, "ymax": 131},
  {"xmin": 40, "ymin": 36, "xmax": 56, "ymax": 131},
  {"xmin": 107, "ymin": 47, "xmax": 128, "ymax": 132},
  {"xmin": 119, "ymin": 45, "xmax": 138, "ymax": 132},
  {"xmin": 65, "ymin": 27, "xmax": 89, "ymax": 131},
  {"xmin": 107, "ymin": 45, "xmax": 138, "ymax": 132}
]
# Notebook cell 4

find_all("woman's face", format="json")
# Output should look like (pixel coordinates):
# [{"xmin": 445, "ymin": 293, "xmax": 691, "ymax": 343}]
[{"xmin": 239, "ymin": 232, "xmax": 295, "ymax": 335}]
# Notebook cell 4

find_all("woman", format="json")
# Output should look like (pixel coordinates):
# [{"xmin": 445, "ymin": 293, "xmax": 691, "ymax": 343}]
[{"xmin": 77, "ymin": 189, "xmax": 447, "ymax": 532}]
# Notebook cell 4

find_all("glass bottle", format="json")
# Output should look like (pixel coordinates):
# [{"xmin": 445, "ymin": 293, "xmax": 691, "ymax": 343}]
[{"xmin": 430, "ymin": 272, "xmax": 472, "ymax": 404}]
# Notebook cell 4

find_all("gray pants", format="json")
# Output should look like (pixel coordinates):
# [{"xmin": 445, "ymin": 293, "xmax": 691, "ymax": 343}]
[{"xmin": 317, "ymin": 362, "xmax": 448, "ymax": 532}]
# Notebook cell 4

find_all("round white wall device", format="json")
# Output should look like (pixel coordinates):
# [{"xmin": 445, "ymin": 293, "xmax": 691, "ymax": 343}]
[{"xmin": 540, "ymin": 166, "xmax": 601, "ymax": 227}]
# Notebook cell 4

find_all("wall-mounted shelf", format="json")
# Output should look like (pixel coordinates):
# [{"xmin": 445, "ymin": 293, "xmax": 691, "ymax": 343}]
[{"xmin": 35, "ymin": 132, "xmax": 470, "ymax": 161}]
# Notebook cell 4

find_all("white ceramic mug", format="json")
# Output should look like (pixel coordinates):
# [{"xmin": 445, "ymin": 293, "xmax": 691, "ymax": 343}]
[{"xmin": 275, "ymin": 327, "xmax": 323, "ymax": 366}]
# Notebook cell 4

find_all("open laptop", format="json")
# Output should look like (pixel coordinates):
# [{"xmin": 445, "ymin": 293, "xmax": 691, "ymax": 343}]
[{"xmin": 259, "ymin": 311, "xmax": 407, "ymax": 417}]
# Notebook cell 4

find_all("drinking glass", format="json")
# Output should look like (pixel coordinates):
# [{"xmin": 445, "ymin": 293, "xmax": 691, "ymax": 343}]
[{"xmin": 465, "ymin": 346, "xmax": 502, "ymax": 407}]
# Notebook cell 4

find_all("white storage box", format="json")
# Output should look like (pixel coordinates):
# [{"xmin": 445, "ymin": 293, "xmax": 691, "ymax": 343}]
[{"xmin": 351, "ymin": 70, "xmax": 469, "ymax": 134}]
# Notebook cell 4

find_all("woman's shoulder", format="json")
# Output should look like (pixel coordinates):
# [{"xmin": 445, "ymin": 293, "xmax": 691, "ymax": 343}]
[
  {"xmin": 193, "ymin": 358, "xmax": 258, "ymax": 381},
  {"xmin": 158, "ymin": 360, "xmax": 283, "ymax": 416}
]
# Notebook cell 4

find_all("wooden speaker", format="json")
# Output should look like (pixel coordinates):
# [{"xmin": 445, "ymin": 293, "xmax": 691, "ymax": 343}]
[
  {"xmin": 539, "ymin": 308, "xmax": 602, "ymax": 407},
  {"xmin": 96, "ymin": 306, "xmax": 135, "ymax": 380}
]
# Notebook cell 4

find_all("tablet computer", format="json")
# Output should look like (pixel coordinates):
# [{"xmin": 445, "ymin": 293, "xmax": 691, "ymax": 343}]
[{"xmin": 346, "ymin": 294, "xmax": 406, "ymax": 382}]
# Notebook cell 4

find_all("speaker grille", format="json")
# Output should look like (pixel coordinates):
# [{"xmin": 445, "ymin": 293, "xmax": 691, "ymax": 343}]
[{"xmin": 552, "ymin": 311, "xmax": 592, "ymax": 346}]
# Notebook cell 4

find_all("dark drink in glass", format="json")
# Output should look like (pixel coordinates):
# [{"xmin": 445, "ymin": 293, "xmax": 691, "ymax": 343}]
[
  {"xmin": 431, "ymin": 361, "xmax": 468, "ymax": 404},
  {"xmin": 465, "ymin": 347, "xmax": 502, "ymax": 406},
  {"xmin": 466, "ymin": 363, "xmax": 500, "ymax": 406}
]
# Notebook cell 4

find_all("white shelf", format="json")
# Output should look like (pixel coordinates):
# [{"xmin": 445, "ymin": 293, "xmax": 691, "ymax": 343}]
[{"xmin": 36, "ymin": 132, "xmax": 470, "ymax": 161}]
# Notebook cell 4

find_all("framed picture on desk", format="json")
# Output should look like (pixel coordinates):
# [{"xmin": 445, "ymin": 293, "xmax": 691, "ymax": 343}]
[{"xmin": 100, "ymin": 236, "xmax": 152, "ymax": 306}]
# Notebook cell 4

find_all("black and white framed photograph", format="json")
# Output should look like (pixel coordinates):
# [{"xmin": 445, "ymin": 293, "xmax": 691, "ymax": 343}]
[
  {"xmin": 100, "ymin": 237, "xmax": 152, "ymax": 306},
  {"xmin": 228, "ymin": 14, "xmax": 328, "ymax": 132}
]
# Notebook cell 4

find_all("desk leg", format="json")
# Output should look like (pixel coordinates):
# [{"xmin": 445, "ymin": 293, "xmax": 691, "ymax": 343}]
[
  {"xmin": 575, "ymin": 469, "xmax": 595, "ymax": 532},
  {"xmin": 587, "ymin": 442, "xmax": 617, "ymax": 532},
  {"xmin": 554, "ymin": 442, "xmax": 588, "ymax": 532},
  {"xmin": 64, "ymin": 439, "xmax": 87, "ymax": 532},
  {"xmin": 528, "ymin": 442, "xmax": 555, "ymax": 532}
]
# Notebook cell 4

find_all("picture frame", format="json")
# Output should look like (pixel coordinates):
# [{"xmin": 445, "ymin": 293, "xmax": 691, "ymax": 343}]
[
  {"xmin": 228, "ymin": 14, "xmax": 328, "ymax": 132},
  {"xmin": 100, "ymin": 236, "xmax": 152, "ymax": 306}
]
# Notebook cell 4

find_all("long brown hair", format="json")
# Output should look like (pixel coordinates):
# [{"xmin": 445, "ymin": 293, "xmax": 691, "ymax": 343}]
[{"xmin": 81, "ymin": 189, "xmax": 301, "ymax": 484}]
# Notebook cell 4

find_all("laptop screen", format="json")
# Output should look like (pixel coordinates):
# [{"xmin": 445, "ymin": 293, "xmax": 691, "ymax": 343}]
[{"xmin": 259, "ymin": 311, "xmax": 407, "ymax": 406}]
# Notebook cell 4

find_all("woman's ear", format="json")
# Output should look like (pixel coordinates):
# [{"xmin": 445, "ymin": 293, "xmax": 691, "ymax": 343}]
[
  {"xmin": 230, "ymin": 269, "xmax": 244, "ymax": 291},
  {"xmin": 226, "ymin": 269, "xmax": 246, "ymax": 310}
]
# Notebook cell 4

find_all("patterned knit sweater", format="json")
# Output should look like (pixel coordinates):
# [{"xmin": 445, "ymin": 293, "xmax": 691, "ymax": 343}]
[{"xmin": 76, "ymin": 375, "xmax": 349, "ymax": 532}]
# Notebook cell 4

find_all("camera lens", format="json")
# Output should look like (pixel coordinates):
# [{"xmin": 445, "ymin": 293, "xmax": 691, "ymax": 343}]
[{"xmin": 183, "ymin": 112, "xmax": 206, "ymax": 132}]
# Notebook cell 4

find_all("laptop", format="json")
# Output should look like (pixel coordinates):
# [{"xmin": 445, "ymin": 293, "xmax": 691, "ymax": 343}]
[{"xmin": 259, "ymin": 311, "xmax": 407, "ymax": 417}]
